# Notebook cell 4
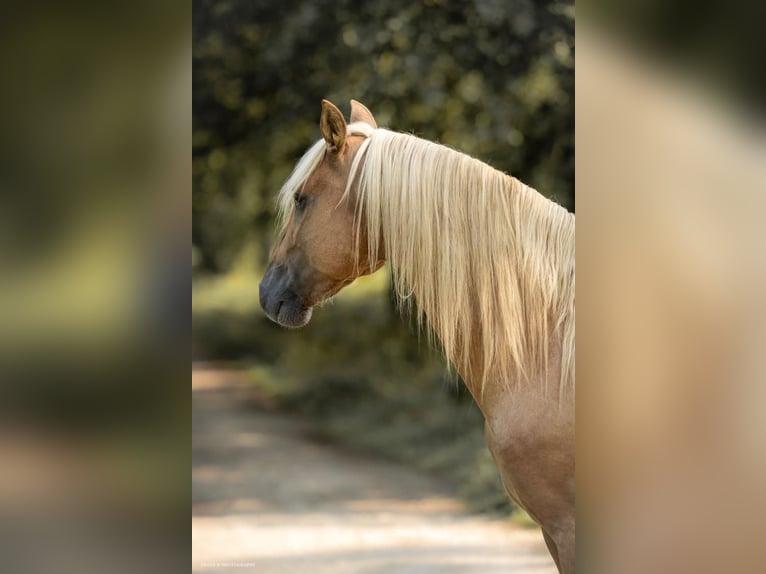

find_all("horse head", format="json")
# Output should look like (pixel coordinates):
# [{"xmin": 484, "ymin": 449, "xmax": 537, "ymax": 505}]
[{"xmin": 259, "ymin": 99, "xmax": 382, "ymax": 327}]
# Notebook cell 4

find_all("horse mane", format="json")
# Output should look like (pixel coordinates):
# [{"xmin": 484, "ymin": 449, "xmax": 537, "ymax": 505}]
[{"xmin": 277, "ymin": 123, "xmax": 575, "ymax": 400}]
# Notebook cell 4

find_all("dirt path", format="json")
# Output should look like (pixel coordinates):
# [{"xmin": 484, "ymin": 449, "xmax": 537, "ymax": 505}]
[{"xmin": 192, "ymin": 365, "xmax": 555, "ymax": 573}]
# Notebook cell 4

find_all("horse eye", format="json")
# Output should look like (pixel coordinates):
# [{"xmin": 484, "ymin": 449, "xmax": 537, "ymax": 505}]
[{"xmin": 294, "ymin": 192, "xmax": 308, "ymax": 210}]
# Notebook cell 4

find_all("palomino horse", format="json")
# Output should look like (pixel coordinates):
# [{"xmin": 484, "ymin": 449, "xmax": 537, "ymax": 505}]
[{"xmin": 259, "ymin": 99, "xmax": 575, "ymax": 573}]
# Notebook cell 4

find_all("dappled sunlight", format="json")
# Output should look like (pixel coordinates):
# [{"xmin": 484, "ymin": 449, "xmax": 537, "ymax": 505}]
[
  {"xmin": 194, "ymin": 465, "xmax": 245, "ymax": 485},
  {"xmin": 192, "ymin": 367, "xmax": 554, "ymax": 572},
  {"xmin": 194, "ymin": 515, "xmax": 552, "ymax": 573},
  {"xmin": 343, "ymin": 497, "xmax": 463, "ymax": 514},
  {"xmin": 231, "ymin": 431, "xmax": 270, "ymax": 448}
]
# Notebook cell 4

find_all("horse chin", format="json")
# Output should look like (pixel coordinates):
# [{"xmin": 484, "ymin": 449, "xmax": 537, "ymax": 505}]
[{"xmin": 275, "ymin": 303, "xmax": 313, "ymax": 329}]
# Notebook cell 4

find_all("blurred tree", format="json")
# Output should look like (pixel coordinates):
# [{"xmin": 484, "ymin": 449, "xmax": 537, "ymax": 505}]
[{"xmin": 193, "ymin": 0, "xmax": 573, "ymax": 273}]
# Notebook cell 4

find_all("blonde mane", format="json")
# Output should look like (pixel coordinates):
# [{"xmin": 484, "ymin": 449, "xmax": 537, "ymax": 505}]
[{"xmin": 277, "ymin": 123, "xmax": 575, "ymax": 399}]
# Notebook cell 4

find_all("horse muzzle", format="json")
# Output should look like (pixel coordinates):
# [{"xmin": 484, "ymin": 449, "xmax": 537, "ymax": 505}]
[{"xmin": 259, "ymin": 264, "xmax": 313, "ymax": 328}]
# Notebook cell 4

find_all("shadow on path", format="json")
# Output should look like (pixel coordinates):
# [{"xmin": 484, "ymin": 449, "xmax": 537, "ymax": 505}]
[{"xmin": 192, "ymin": 364, "xmax": 555, "ymax": 574}]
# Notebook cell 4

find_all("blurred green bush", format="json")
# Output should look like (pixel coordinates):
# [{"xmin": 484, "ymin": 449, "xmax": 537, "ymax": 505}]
[{"xmin": 193, "ymin": 0, "xmax": 574, "ymax": 274}]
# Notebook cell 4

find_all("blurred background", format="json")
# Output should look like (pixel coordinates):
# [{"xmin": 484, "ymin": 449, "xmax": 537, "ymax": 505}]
[
  {"xmin": 577, "ymin": 1, "xmax": 766, "ymax": 572},
  {"xmin": 0, "ymin": 3, "xmax": 189, "ymax": 573},
  {"xmin": 192, "ymin": 0, "xmax": 574, "ymax": 522}
]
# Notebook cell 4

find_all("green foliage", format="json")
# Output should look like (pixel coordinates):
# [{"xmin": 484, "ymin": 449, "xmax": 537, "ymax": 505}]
[{"xmin": 193, "ymin": 0, "xmax": 574, "ymax": 272}]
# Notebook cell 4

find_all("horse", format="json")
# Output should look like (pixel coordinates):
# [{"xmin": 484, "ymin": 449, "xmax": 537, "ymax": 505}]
[{"xmin": 259, "ymin": 99, "xmax": 575, "ymax": 573}]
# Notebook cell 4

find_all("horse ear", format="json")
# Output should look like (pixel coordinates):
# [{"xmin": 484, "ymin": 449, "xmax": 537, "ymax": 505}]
[
  {"xmin": 350, "ymin": 99, "xmax": 378, "ymax": 129},
  {"xmin": 320, "ymin": 99, "xmax": 347, "ymax": 153}
]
